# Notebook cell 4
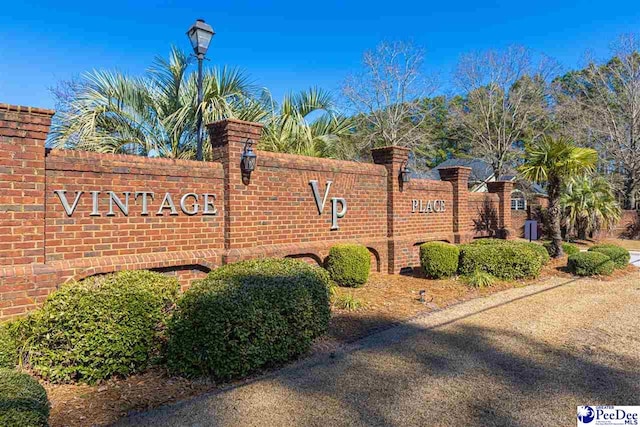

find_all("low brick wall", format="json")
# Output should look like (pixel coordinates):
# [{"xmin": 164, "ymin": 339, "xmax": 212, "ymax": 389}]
[{"xmin": 0, "ymin": 103, "xmax": 515, "ymax": 319}]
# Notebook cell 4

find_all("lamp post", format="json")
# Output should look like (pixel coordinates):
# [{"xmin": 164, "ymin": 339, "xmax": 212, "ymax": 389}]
[{"xmin": 186, "ymin": 18, "xmax": 215, "ymax": 161}]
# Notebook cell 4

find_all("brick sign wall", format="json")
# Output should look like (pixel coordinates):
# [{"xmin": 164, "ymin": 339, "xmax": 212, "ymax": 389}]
[{"xmin": 0, "ymin": 103, "xmax": 515, "ymax": 319}]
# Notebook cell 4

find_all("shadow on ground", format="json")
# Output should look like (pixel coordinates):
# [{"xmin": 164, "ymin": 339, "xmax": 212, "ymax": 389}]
[{"xmin": 118, "ymin": 276, "xmax": 640, "ymax": 427}]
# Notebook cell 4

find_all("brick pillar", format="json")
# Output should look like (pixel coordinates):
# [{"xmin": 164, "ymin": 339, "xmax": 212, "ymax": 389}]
[
  {"xmin": 371, "ymin": 146, "xmax": 410, "ymax": 273},
  {"xmin": 487, "ymin": 180, "xmax": 515, "ymax": 239},
  {"xmin": 0, "ymin": 104, "xmax": 54, "ymax": 266},
  {"xmin": 207, "ymin": 119, "xmax": 264, "ymax": 255},
  {"xmin": 438, "ymin": 166, "xmax": 472, "ymax": 243}
]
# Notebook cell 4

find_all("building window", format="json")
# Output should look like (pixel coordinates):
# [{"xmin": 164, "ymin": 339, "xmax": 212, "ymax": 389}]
[{"xmin": 511, "ymin": 191, "xmax": 526, "ymax": 210}]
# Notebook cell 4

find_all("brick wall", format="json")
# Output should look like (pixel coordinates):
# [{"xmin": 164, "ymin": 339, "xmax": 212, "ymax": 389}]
[
  {"xmin": 0, "ymin": 104, "xmax": 52, "ymax": 266},
  {"xmin": 0, "ymin": 105, "xmax": 511, "ymax": 319}
]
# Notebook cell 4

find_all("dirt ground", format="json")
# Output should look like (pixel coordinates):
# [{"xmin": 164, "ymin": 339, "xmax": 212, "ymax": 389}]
[
  {"xmin": 118, "ymin": 269, "xmax": 640, "ymax": 427},
  {"xmin": 44, "ymin": 259, "xmax": 637, "ymax": 427}
]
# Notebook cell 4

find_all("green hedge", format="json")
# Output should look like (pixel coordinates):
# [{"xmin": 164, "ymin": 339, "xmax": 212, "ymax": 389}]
[
  {"xmin": 472, "ymin": 239, "xmax": 549, "ymax": 265},
  {"xmin": 0, "ymin": 368, "xmax": 50, "ymax": 427},
  {"xmin": 167, "ymin": 258, "xmax": 331, "ymax": 380},
  {"xmin": 23, "ymin": 270, "xmax": 179, "ymax": 384},
  {"xmin": 543, "ymin": 241, "xmax": 580, "ymax": 257},
  {"xmin": 469, "ymin": 238, "xmax": 509, "ymax": 245},
  {"xmin": 521, "ymin": 242, "xmax": 551, "ymax": 265},
  {"xmin": 568, "ymin": 251, "xmax": 615, "ymax": 276},
  {"xmin": 419, "ymin": 242, "xmax": 460, "ymax": 278},
  {"xmin": 326, "ymin": 244, "xmax": 371, "ymax": 287},
  {"xmin": 588, "ymin": 244, "xmax": 630, "ymax": 269},
  {"xmin": 458, "ymin": 242, "xmax": 544, "ymax": 280},
  {"xmin": 0, "ymin": 323, "xmax": 19, "ymax": 369}
]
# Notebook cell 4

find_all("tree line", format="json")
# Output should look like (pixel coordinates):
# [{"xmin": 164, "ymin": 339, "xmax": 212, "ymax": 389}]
[{"xmin": 50, "ymin": 35, "xmax": 640, "ymax": 210}]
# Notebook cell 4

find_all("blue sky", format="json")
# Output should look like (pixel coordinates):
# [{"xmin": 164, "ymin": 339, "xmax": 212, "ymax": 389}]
[{"xmin": 2, "ymin": 0, "xmax": 640, "ymax": 110}]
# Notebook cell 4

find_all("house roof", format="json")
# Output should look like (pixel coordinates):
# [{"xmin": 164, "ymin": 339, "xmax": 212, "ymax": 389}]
[
  {"xmin": 426, "ymin": 158, "xmax": 548, "ymax": 196},
  {"xmin": 430, "ymin": 158, "xmax": 495, "ymax": 182}
]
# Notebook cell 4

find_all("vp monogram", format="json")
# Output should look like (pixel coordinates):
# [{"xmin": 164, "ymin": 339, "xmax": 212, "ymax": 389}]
[{"xmin": 309, "ymin": 180, "xmax": 347, "ymax": 230}]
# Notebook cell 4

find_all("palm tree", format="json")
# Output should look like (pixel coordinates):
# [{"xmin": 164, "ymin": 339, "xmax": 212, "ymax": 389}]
[
  {"xmin": 561, "ymin": 175, "xmax": 621, "ymax": 239},
  {"xmin": 260, "ymin": 88, "xmax": 353, "ymax": 158},
  {"xmin": 50, "ymin": 47, "xmax": 261, "ymax": 159},
  {"xmin": 519, "ymin": 136, "xmax": 598, "ymax": 257}
]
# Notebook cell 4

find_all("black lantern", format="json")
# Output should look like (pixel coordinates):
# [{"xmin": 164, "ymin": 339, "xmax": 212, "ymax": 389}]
[
  {"xmin": 186, "ymin": 19, "xmax": 215, "ymax": 161},
  {"xmin": 400, "ymin": 160, "xmax": 411, "ymax": 183},
  {"xmin": 186, "ymin": 19, "xmax": 215, "ymax": 57},
  {"xmin": 241, "ymin": 139, "xmax": 257, "ymax": 173}
]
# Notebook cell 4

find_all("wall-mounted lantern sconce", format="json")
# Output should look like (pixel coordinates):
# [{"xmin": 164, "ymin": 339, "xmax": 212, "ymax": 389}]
[
  {"xmin": 241, "ymin": 139, "xmax": 257, "ymax": 174},
  {"xmin": 400, "ymin": 160, "xmax": 411, "ymax": 184}
]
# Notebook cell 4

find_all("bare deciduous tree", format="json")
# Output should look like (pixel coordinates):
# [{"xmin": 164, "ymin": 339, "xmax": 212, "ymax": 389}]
[
  {"xmin": 554, "ymin": 34, "xmax": 640, "ymax": 209},
  {"xmin": 342, "ymin": 41, "xmax": 437, "ymax": 152},
  {"xmin": 452, "ymin": 46, "xmax": 557, "ymax": 178}
]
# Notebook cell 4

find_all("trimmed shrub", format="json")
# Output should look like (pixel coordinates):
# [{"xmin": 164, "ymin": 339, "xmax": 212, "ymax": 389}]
[
  {"xmin": 458, "ymin": 243, "xmax": 543, "ymax": 280},
  {"xmin": 0, "ymin": 368, "xmax": 50, "ymax": 427},
  {"xmin": 326, "ymin": 244, "xmax": 371, "ymax": 287},
  {"xmin": 461, "ymin": 270, "xmax": 497, "ymax": 288},
  {"xmin": 470, "ymin": 238, "xmax": 509, "ymax": 246},
  {"xmin": 543, "ymin": 241, "xmax": 580, "ymax": 257},
  {"xmin": 23, "ymin": 270, "xmax": 179, "ymax": 384},
  {"xmin": 588, "ymin": 244, "xmax": 630, "ymax": 269},
  {"xmin": 419, "ymin": 242, "xmax": 460, "ymax": 279},
  {"xmin": 472, "ymin": 239, "xmax": 549, "ymax": 265},
  {"xmin": 521, "ymin": 242, "xmax": 551, "ymax": 265},
  {"xmin": 568, "ymin": 251, "xmax": 615, "ymax": 276},
  {"xmin": 0, "ymin": 323, "xmax": 19, "ymax": 369},
  {"xmin": 167, "ymin": 258, "xmax": 331, "ymax": 380}
]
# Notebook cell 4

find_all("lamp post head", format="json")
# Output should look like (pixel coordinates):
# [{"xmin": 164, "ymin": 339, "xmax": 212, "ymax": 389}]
[{"xmin": 186, "ymin": 18, "xmax": 215, "ymax": 57}]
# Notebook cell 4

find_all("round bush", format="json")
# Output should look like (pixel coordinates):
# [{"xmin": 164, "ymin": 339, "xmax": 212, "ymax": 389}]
[
  {"xmin": 419, "ymin": 242, "xmax": 460, "ymax": 278},
  {"xmin": 0, "ymin": 368, "xmax": 50, "ymax": 427},
  {"xmin": 167, "ymin": 258, "xmax": 331, "ymax": 380},
  {"xmin": 326, "ymin": 244, "xmax": 371, "ymax": 287},
  {"xmin": 568, "ymin": 251, "xmax": 615, "ymax": 276},
  {"xmin": 458, "ymin": 243, "xmax": 543, "ymax": 280},
  {"xmin": 588, "ymin": 244, "xmax": 630, "ymax": 269},
  {"xmin": 23, "ymin": 270, "xmax": 179, "ymax": 384},
  {"xmin": 543, "ymin": 241, "xmax": 580, "ymax": 257}
]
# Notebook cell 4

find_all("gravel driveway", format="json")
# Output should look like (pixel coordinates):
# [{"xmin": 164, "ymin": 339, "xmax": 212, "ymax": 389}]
[{"xmin": 117, "ymin": 272, "xmax": 640, "ymax": 427}]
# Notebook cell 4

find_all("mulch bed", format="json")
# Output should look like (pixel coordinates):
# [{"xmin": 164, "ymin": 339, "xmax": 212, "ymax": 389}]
[{"xmin": 44, "ymin": 259, "xmax": 638, "ymax": 427}]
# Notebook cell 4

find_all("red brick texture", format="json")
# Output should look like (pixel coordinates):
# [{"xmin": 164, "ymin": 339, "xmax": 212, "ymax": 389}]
[{"xmin": 0, "ymin": 106, "xmax": 513, "ymax": 319}]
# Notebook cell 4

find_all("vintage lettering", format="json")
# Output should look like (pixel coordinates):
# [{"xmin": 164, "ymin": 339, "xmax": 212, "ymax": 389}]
[
  {"xmin": 54, "ymin": 190, "xmax": 218, "ymax": 217},
  {"xmin": 54, "ymin": 190, "xmax": 83, "ymax": 217},
  {"xmin": 107, "ymin": 192, "xmax": 130, "ymax": 216},
  {"xmin": 135, "ymin": 191, "xmax": 154, "ymax": 215},
  {"xmin": 180, "ymin": 193, "xmax": 199, "ymax": 215},
  {"xmin": 203, "ymin": 194, "xmax": 218, "ymax": 215}
]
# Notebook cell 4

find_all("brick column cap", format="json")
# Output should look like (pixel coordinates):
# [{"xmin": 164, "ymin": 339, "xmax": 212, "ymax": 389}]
[
  {"xmin": 206, "ymin": 118, "xmax": 265, "ymax": 129},
  {"xmin": 371, "ymin": 146, "xmax": 410, "ymax": 164},
  {"xmin": 438, "ymin": 166, "xmax": 472, "ymax": 181},
  {"xmin": 0, "ymin": 103, "xmax": 55, "ymax": 116},
  {"xmin": 487, "ymin": 180, "xmax": 515, "ymax": 192}
]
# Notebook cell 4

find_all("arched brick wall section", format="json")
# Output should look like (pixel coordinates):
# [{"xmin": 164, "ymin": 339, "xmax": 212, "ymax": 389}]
[
  {"xmin": 366, "ymin": 247, "xmax": 381, "ymax": 272},
  {"xmin": 285, "ymin": 253, "xmax": 324, "ymax": 267}
]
